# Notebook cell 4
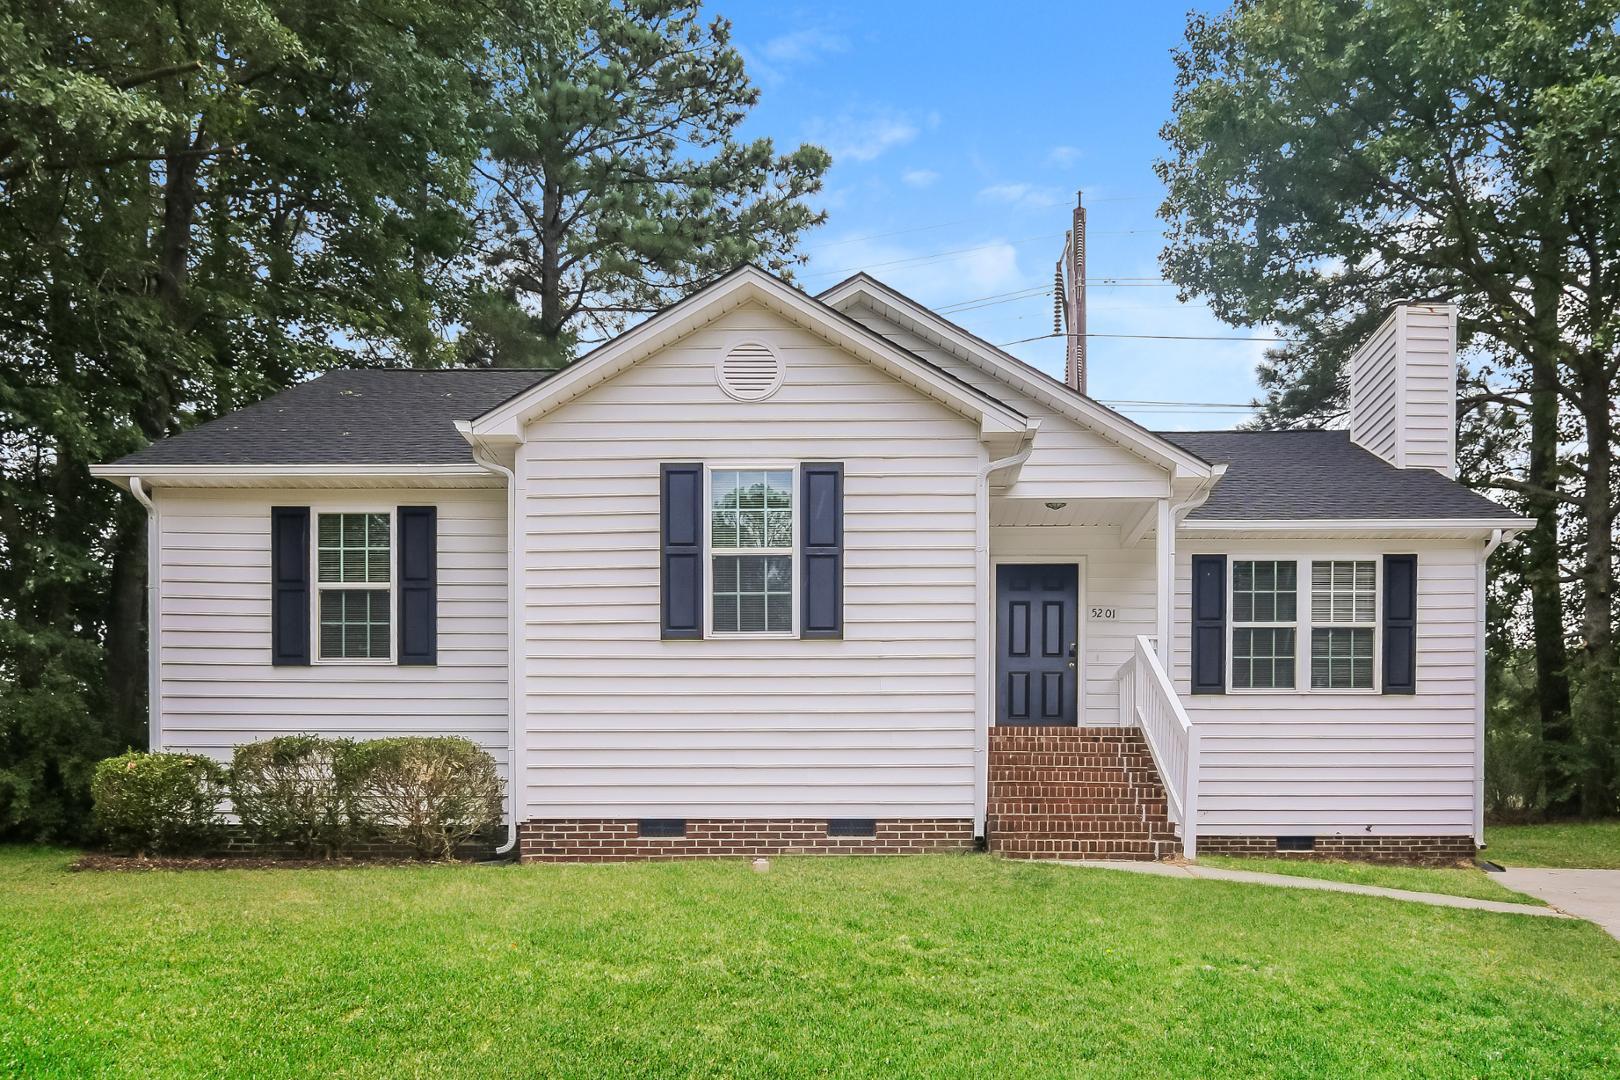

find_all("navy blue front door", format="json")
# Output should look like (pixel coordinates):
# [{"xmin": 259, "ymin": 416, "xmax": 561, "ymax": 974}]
[{"xmin": 996, "ymin": 564, "xmax": 1079, "ymax": 726}]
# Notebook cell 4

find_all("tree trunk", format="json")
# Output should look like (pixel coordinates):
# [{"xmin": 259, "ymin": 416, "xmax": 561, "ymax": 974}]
[
  {"xmin": 1573, "ymin": 352, "xmax": 1617, "ymax": 816},
  {"xmin": 538, "ymin": 173, "xmax": 564, "ymax": 342},
  {"xmin": 1524, "ymin": 289, "xmax": 1577, "ymax": 814},
  {"xmin": 103, "ymin": 505, "xmax": 148, "ymax": 748}
]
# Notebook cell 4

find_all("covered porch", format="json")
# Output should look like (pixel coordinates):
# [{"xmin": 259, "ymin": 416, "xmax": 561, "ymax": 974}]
[{"xmin": 984, "ymin": 493, "xmax": 1198, "ymax": 859}]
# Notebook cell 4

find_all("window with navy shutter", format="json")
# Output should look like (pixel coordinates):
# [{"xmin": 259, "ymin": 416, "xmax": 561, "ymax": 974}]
[
  {"xmin": 800, "ymin": 462, "xmax": 843, "ymax": 639},
  {"xmin": 397, "ymin": 506, "xmax": 437, "ymax": 665},
  {"xmin": 271, "ymin": 506, "xmax": 311, "ymax": 666},
  {"xmin": 661, "ymin": 463, "xmax": 704, "ymax": 639},
  {"xmin": 1383, "ymin": 554, "xmax": 1418, "ymax": 694},
  {"xmin": 1190, "ymin": 554, "xmax": 1225, "ymax": 694}
]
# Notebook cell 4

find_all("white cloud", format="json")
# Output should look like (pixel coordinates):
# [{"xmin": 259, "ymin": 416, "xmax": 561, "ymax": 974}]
[
  {"xmin": 978, "ymin": 182, "xmax": 1061, "ymax": 209},
  {"xmin": 901, "ymin": 169, "xmax": 939, "ymax": 189},
  {"xmin": 805, "ymin": 235, "xmax": 1024, "ymax": 301},
  {"xmin": 761, "ymin": 27, "xmax": 848, "ymax": 65},
  {"xmin": 1048, "ymin": 145, "xmax": 1082, "ymax": 166},
  {"xmin": 807, "ymin": 107, "xmax": 919, "ymax": 163}
]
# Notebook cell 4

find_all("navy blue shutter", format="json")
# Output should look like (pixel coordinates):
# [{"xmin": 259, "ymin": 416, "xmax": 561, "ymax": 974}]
[
  {"xmin": 661, "ymin": 464, "xmax": 704, "ymax": 639},
  {"xmin": 397, "ymin": 506, "xmax": 437, "ymax": 665},
  {"xmin": 800, "ymin": 462, "xmax": 844, "ymax": 639},
  {"xmin": 1190, "ymin": 554, "xmax": 1226, "ymax": 694},
  {"xmin": 271, "ymin": 506, "xmax": 311, "ymax": 666},
  {"xmin": 1383, "ymin": 554, "xmax": 1417, "ymax": 694}
]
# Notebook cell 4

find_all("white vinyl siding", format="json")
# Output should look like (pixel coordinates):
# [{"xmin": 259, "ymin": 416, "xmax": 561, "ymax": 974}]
[
  {"xmin": 840, "ymin": 302, "xmax": 1170, "ymax": 499},
  {"xmin": 517, "ymin": 302, "xmax": 983, "ymax": 820},
  {"xmin": 1349, "ymin": 304, "xmax": 1458, "ymax": 476},
  {"xmin": 1173, "ymin": 539, "xmax": 1481, "ymax": 837},
  {"xmin": 152, "ymin": 487, "xmax": 509, "ymax": 771}
]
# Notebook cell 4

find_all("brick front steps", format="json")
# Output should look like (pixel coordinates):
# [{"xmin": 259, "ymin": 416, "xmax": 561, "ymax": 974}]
[{"xmin": 988, "ymin": 726, "xmax": 1179, "ymax": 861}]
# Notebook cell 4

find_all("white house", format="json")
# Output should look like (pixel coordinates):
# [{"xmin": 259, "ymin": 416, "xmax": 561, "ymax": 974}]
[{"xmin": 91, "ymin": 267, "xmax": 1531, "ymax": 864}]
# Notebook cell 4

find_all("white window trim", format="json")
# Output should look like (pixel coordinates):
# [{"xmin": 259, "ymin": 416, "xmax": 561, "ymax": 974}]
[
  {"xmin": 1227, "ymin": 557, "xmax": 1301, "ymax": 694},
  {"xmin": 311, "ymin": 506, "xmax": 397, "ymax": 665},
  {"xmin": 702, "ymin": 463, "xmax": 799, "ymax": 639},
  {"xmin": 1307, "ymin": 558, "xmax": 1381, "ymax": 694},
  {"xmin": 1224, "ymin": 552, "xmax": 1384, "ymax": 695}
]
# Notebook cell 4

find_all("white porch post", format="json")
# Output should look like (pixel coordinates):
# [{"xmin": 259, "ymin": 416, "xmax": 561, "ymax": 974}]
[{"xmin": 1154, "ymin": 497, "xmax": 1173, "ymax": 666}]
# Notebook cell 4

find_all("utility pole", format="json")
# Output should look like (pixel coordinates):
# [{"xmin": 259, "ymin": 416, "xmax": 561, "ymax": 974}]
[{"xmin": 1055, "ymin": 191, "xmax": 1087, "ymax": 394}]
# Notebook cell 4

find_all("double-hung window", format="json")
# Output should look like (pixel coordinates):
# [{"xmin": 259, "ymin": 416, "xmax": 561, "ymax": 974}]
[
  {"xmin": 315, "ymin": 511, "xmax": 392, "ymax": 661},
  {"xmin": 1310, "ymin": 560, "xmax": 1376, "ymax": 689},
  {"xmin": 1231, "ymin": 559, "xmax": 1297, "ymax": 689},
  {"xmin": 709, "ymin": 468, "xmax": 793, "ymax": 634}
]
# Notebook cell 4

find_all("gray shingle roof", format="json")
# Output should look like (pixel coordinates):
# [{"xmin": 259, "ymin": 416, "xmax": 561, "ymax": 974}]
[
  {"xmin": 1155, "ymin": 430, "xmax": 1520, "ymax": 521},
  {"xmin": 113, "ymin": 369, "xmax": 553, "ymax": 467}
]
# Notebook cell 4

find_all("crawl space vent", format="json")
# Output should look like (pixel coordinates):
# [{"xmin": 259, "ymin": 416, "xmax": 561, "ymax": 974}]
[{"xmin": 718, "ymin": 342, "xmax": 784, "ymax": 401}]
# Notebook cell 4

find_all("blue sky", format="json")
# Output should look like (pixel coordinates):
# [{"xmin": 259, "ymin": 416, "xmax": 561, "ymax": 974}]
[{"xmin": 723, "ymin": 0, "xmax": 1267, "ymax": 429}]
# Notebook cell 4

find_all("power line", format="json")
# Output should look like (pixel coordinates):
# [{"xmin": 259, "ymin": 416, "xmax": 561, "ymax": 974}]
[
  {"xmin": 807, "ymin": 233, "xmax": 1064, "ymax": 279},
  {"xmin": 998, "ymin": 331, "xmax": 1285, "ymax": 346}
]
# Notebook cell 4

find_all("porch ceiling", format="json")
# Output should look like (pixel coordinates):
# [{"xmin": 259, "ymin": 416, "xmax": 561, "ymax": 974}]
[{"xmin": 990, "ymin": 497, "xmax": 1148, "ymax": 528}]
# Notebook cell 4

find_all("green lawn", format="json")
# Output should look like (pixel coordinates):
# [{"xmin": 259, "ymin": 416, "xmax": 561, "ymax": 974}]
[
  {"xmin": 3, "ymin": 849, "xmax": 1618, "ymax": 1078},
  {"xmin": 1198, "ymin": 855, "xmax": 1545, "ymax": 904},
  {"xmin": 1485, "ymin": 821, "xmax": 1620, "ymax": 869}
]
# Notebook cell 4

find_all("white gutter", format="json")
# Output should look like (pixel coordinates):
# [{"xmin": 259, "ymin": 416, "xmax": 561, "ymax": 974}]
[
  {"xmin": 1475, "ymin": 527, "xmax": 1507, "ymax": 847},
  {"xmin": 1181, "ymin": 517, "xmax": 1537, "ymax": 533},
  {"xmin": 972, "ymin": 425, "xmax": 1040, "ymax": 839},
  {"xmin": 128, "ymin": 478, "xmax": 161, "ymax": 751},
  {"xmin": 457, "ymin": 424, "xmax": 522, "ymax": 858}
]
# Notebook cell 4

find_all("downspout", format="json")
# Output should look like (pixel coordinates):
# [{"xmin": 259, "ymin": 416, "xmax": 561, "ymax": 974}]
[
  {"xmin": 462, "ymin": 433, "xmax": 522, "ymax": 857},
  {"xmin": 973, "ymin": 424, "xmax": 1040, "ymax": 840},
  {"xmin": 1476, "ymin": 527, "xmax": 1506, "ymax": 847},
  {"xmin": 129, "ymin": 478, "xmax": 160, "ymax": 751}
]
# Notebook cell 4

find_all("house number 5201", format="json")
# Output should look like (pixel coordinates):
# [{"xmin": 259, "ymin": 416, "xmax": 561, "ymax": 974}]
[{"xmin": 1090, "ymin": 607, "xmax": 1117, "ymax": 620}]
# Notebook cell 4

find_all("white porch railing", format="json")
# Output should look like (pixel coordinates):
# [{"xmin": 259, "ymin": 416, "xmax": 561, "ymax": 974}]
[{"xmin": 1116, "ymin": 634, "xmax": 1200, "ymax": 859}]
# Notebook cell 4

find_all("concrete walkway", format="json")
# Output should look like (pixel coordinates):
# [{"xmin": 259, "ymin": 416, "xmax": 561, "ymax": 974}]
[
  {"xmin": 1498, "ymin": 868, "xmax": 1620, "ymax": 939},
  {"xmin": 1058, "ymin": 859, "xmax": 1570, "ymax": 919}
]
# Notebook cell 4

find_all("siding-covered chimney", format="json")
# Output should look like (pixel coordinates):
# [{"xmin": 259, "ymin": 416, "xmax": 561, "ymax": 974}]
[{"xmin": 1348, "ymin": 302, "xmax": 1458, "ymax": 477}]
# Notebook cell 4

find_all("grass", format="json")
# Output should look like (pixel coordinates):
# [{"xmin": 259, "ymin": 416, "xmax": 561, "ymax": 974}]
[
  {"xmin": 1485, "ymin": 821, "xmax": 1620, "ymax": 869},
  {"xmin": 1197, "ymin": 855, "xmax": 1544, "ymax": 905},
  {"xmin": 3, "ymin": 848, "xmax": 1618, "ymax": 1079}
]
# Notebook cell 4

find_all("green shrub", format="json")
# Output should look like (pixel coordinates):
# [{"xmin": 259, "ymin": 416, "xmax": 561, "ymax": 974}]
[
  {"xmin": 90, "ymin": 752, "xmax": 228, "ymax": 854},
  {"xmin": 231, "ymin": 735, "xmax": 366, "ymax": 855},
  {"xmin": 352, "ymin": 737, "xmax": 503, "ymax": 860}
]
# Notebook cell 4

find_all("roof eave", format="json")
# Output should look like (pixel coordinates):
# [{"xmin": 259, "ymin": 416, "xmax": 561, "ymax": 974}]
[
  {"xmin": 819, "ymin": 274, "xmax": 1217, "ymax": 479},
  {"xmin": 87, "ymin": 463, "xmax": 503, "ymax": 489}
]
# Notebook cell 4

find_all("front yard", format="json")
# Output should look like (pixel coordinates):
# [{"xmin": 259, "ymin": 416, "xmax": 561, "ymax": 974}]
[{"xmin": 3, "ymin": 848, "xmax": 1618, "ymax": 1078}]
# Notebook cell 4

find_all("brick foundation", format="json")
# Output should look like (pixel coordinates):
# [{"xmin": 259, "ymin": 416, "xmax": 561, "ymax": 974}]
[
  {"xmin": 1196, "ymin": 834, "xmax": 1478, "ymax": 866},
  {"xmin": 518, "ymin": 819, "xmax": 975, "ymax": 862}
]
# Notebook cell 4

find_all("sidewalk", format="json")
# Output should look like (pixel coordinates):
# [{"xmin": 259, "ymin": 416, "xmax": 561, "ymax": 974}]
[
  {"xmin": 1056, "ymin": 858, "xmax": 1571, "ymax": 919},
  {"xmin": 1498, "ymin": 868, "xmax": 1620, "ymax": 939}
]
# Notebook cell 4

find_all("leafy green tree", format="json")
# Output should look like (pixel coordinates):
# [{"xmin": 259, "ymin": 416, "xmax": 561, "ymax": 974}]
[
  {"xmin": 468, "ymin": 0, "xmax": 831, "ymax": 365},
  {"xmin": 1157, "ymin": 0, "xmax": 1620, "ymax": 816},
  {"xmin": 0, "ymin": 0, "xmax": 557, "ymax": 839}
]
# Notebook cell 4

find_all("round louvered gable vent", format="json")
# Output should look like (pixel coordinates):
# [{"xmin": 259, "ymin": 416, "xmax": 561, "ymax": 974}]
[{"xmin": 717, "ymin": 341, "xmax": 784, "ymax": 401}]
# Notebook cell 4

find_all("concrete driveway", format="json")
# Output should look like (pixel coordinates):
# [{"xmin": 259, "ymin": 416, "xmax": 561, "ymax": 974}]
[{"xmin": 1498, "ymin": 869, "xmax": 1620, "ymax": 940}]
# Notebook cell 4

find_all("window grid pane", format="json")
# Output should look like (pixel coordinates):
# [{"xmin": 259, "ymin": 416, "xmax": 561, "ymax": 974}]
[
  {"xmin": 318, "ymin": 589, "xmax": 391, "ymax": 659},
  {"xmin": 317, "ymin": 513, "xmax": 390, "ymax": 584},
  {"xmin": 1232, "ymin": 559, "xmax": 1296, "ymax": 624},
  {"xmin": 711, "ymin": 555, "xmax": 792, "ymax": 633},
  {"xmin": 711, "ymin": 470, "xmax": 792, "ymax": 551},
  {"xmin": 1311, "ymin": 560, "xmax": 1376, "ymax": 624},
  {"xmin": 1311, "ymin": 628, "xmax": 1374, "ymax": 689},
  {"xmin": 1232, "ymin": 627, "xmax": 1297, "ymax": 689}
]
